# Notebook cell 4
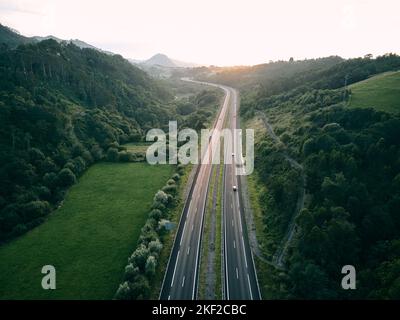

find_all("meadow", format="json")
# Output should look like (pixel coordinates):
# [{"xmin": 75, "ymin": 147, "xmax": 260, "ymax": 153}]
[
  {"xmin": 0, "ymin": 162, "xmax": 172, "ymax": 299},
  {"xmin": 348, "ymin": 71, "xmax": 400, "ymax": 114}
]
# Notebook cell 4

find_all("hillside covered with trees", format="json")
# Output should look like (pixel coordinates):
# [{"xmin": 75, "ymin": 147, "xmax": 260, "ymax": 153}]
[
  {"xmin": 0, "ymin": 26, "xmax": 180, "ymax": 243},
  {"xmin": 225, "ymin": 54, "xmax": 400, "ymax": 299}
]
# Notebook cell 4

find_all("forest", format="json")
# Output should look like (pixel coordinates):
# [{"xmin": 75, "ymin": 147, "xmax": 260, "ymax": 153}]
[
  {"xmin": 0, "ymin": 32, "xmax": 220, "ymax": 243},
  {"xmin": 234, "ymin": 54, "xmax": 400, "ymax": 299}
]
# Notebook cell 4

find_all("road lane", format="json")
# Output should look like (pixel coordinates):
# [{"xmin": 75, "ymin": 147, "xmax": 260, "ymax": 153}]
[
  {"xmin": 160, "ymin": 79, "xmax": 231, "ymax": 300},
  {"xmin": 223, "ymin": 87, "xmax": 261, "ymax": 300},
  {"xmin": 160, "ymin": 80, "xmax": 260, "ymax": 300}
]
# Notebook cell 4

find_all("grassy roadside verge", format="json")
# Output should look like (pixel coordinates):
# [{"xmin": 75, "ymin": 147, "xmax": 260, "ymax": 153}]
[
  {"xmin": 246, "ymin": 172, "xmax": 268, "ymax": 258},
  {"xmin": 198, "ymin": 165, "xmax": 217, "ymax": 299},
  {"xmin": 150, "ymin": 82, "xmax": 226, "ymax": 299},
  {"xmin": 241, "ymin": 117, "xmax": 278, "ymax": 299},
  {"xmin": 198, "ymin": 164, "xmax": 223, "ymax": 299},
  {"xmin": 246, "ymin": 172, "xmax": 280, "ymax": 299},
  {"xmin": 150, "ymin": 164, "xmax": 193, "ymax": 299}
]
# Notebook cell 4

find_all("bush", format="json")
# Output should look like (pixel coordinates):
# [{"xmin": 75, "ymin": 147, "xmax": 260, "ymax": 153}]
[
  {"xmin": 138, "ymin": 230, "xmax": 159, "ymax": 245},
  {"xmin": 145, "ymin": 255, "xmax": 157, "ymax": 278},
  {"xmin": 129, "ymin": 244, "xmax": 150, "ymax": 271},
  {"xmin": 124, "ymin": 263, "xmax": 139, "ymax": 282},
  {"xmin": 167, "ymin": 179, "xmax": 176, "ymax": 185},
  {"xmin": 90, "ymin": 144, "xmax": 104, "ymax": 161},
  {"xmin": 57, "ymin": 168, "xmax": 76, "ymax": 187},
  {"xmin": 21, "ymin": 200, "xmax": 50, "ymax": 220},
  {"xmin": 162, "ymin": 184, "xmax": 177, "ymax": 195},
  {"xmin": 149, "ymin": 209, "xmax": 163, "ymax": 220},
  {"xmin": 114, "ymin": 281, "xmax": 132, "ymax": 300},
  {"xmin": 72, "ymin": 156, "xmax": 86, "ymax": 175},
  {"xmin": 148, "ymin": 239, "xmax": 163, "ymax": 255},
  {"xmin": 130, "ymin": 275, "xmax": 150, "ymax": 299},
  {"xmin": 118, "ymin": 151, "xmax": 133, "ymax": 162},
  {"xmin": 107, "ymin": 147, "xmax": 119, "ymax": 162},
  {"xmin": 151, "ymin": 200, "xmax": 166, "ymax": 212},
  {"xmin": 81, "ymin": 150, "xmax": 94, "ymax": 164},
  {"xmin": 154, "ymin": 190, "xmax": 168, "ymax": 204}
]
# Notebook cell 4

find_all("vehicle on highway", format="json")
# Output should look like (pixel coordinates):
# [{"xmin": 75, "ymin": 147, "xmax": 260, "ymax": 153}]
[{"xmin": 233, "ymin": 185, "xmax": 237, "ymax": 191}]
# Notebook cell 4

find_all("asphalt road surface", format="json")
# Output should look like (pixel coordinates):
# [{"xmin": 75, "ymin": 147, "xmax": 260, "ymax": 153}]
[
  {"xmin": 223, "ymin": 87, "xmax": 261, "ymax": 300},
  {"xmin": 160, "ymin": 79, "xmax": 230, "ymax": 300},
  {"xmin": 160, "ymin": 79, "xmax": 260, "ymax": 300}
]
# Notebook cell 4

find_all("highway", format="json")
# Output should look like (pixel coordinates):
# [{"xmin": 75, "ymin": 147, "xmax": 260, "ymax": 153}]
[
  {"xmin": 160, "ymin": 79, "xmax": 260, "ymax": 300},
  {"xmin": 223, "ymin": 87, "xmax": 261, "ymax": 300},
  {"xmin": 160, "ymin": 79, "xmax": 231, "ymax": 300}
]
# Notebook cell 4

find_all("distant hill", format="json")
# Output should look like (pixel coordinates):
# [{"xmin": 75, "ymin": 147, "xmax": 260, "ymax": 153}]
[
  {"xmin": 348, "ymin": 70, "xmax": 400, "ymax": 114},
  {"xmin": 33, "ymin": 36, "xmax": 114, "ymax": 54},
  {"xmin": 0, "ymin": 23, "xmax": 112, "ymax": 54},
  {"xmin": 142, "ymin": 53, "xmax": 199, "ymax": 68},
  {"xmin": 143, "ymin": 53, "xmax": 177, "ymax": 67},
  {"xmin": 0, "ymin": 23, "xmax": 32, "ymax": 48},
  {"xmin": 192, "ymin": 56, "xmax": 345, "ymax": 90}
]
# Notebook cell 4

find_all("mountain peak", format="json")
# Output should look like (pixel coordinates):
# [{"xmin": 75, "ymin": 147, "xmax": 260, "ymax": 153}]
[
  {"xmin": 142, "ymin": 53, "xmax": 200, "ymax": 68},
  {"xmin": 144, "ymin": 53, "xmax": 177, "ymax": 67}
]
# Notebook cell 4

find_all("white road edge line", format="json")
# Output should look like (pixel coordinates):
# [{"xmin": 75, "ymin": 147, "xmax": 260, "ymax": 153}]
[
  {"xmin": 242, "ymin": 235, "xmax": 248, "ymax": 268},
  {"xmin": 247, "ymin": 274, "xmax": 253, "ymax": 300},
  {"xmin": 171, "ymin": 250, "xmax": 180, "ymax": 287}
]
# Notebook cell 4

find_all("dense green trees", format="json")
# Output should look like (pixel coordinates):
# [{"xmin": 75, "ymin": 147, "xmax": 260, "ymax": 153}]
[
  {"xmin": 199, "ymin": 54, "xmax": 400, "ymax": 99},
  {"xmin": 0, "ymin": 28, "xmax": 224, "ymax": 244},
  {"xmin": 238, "ymin": 55, "xmax": 400, "ymax": 299},
  {"xmin": 0, "ymin": 37, "xmax": 178, "ymax": 242}
]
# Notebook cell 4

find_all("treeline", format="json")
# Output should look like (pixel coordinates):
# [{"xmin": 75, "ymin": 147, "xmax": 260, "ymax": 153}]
[
  {"xmin": 240, "ymin": 57, "xmax": 400, "ymax": 298},
  {"xmin": 199, "ymin": 54, "xmax": 400, "ymax": 98},
  {"xmin": 114, "ymin": 165, "xmax": 185, "ymax": 299}
]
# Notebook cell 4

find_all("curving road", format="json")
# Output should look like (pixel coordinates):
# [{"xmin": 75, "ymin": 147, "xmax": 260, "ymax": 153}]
[{"xmin": 160, "ymin": 79, "xmax": 260, "ymax": 300}]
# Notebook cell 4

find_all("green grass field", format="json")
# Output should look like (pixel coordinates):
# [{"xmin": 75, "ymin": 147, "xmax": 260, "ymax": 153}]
[
  {"xmin": 0, "ymin": 162, "xmax": 172, "ymax": 299},
  {"xmin": 348, "ymin": 71, "xmax": 400, "ymax": 114}
]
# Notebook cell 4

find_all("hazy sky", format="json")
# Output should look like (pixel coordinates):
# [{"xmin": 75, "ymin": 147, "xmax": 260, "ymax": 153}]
[{"xmin": 0, "ymin": 0, "xmax": 399, "ymax": 66}]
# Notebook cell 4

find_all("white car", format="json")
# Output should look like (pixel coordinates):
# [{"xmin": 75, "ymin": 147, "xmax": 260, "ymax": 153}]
[
  {"xmin": 233, "ymin": 186, "xmax": 237, "ymax": 191},
  {"xmin": 232, "ymin": 153, "xmax": 235, "ymax": 157}
]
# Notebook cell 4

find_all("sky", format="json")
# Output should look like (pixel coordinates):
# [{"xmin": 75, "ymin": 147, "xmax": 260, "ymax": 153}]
[{"xmin": 0, "ymin": 0, "xmax": 399, "ymax": 66}]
